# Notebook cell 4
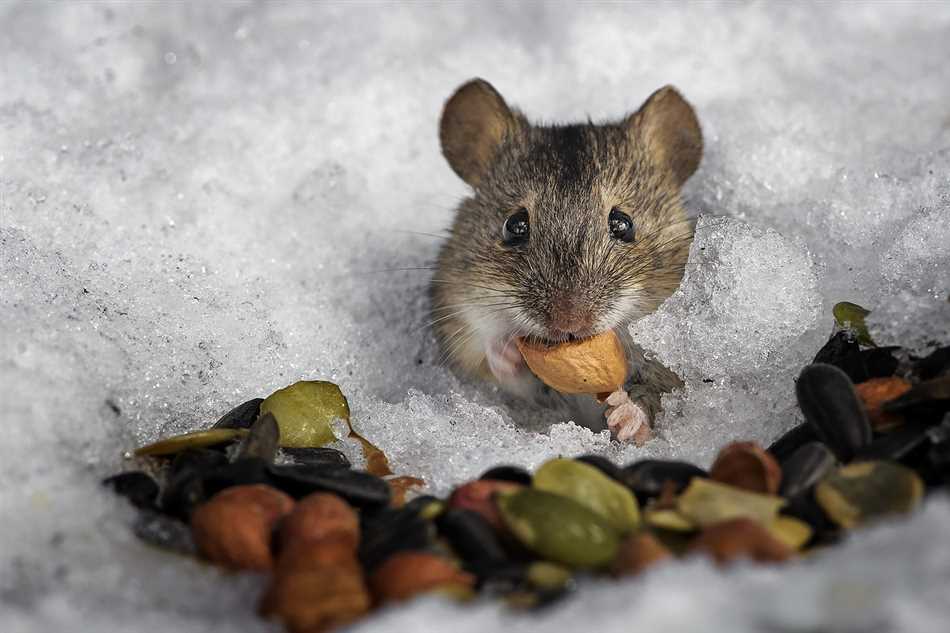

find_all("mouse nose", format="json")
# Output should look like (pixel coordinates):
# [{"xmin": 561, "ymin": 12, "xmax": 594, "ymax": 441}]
[{"xmin": 547, "ymin": 293, "xmax": 594, "ymax": 337}]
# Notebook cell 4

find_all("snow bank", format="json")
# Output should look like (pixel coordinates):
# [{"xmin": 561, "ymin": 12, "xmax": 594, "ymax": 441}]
[{"xmin": 1, "ymin": 2, "xmax": 948, "ymax": 632}]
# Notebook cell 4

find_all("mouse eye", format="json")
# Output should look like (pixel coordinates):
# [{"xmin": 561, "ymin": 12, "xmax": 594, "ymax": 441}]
[
  {"xmin": 608, "ymin": 208, "xmax": 635, "ymax": 242},
  {"xmin": 502, "ymin": 208, "xmax": 530, "ymax": 245}
]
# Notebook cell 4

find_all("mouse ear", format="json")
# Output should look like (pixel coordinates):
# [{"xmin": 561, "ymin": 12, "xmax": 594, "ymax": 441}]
[
  {"xmin": 627, "ymin": 86, "xmax": 702, "ymax": 187},
  {"xmin": 440, "ymin": 79, "xmax": 518, "ymax": 187}
]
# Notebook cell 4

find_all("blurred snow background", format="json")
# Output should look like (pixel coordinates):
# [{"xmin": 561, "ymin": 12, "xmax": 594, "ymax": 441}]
[{"xmin": 1, "ymin": 1, "xmax": 948, "ymax": 632}]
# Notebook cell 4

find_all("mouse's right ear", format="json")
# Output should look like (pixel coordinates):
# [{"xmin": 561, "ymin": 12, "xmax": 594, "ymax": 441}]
[
  {"xmin": 440, "ymin": 79, "xmax": 518, "ymax": 188},
  {"xmin": 627, "ymin": 86, "xmax": 703, "ymax": 187}
]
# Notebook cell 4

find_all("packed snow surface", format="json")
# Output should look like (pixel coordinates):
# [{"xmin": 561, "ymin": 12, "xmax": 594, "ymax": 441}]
[{"xmin": 2, "ymin": 2, "xmax": 949, "ymax": 632}]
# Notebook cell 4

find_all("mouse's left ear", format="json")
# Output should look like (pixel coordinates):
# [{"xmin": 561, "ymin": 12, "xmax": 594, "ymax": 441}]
[
  {"xmin": 440, "ymin": 79, "xmax": 519, "ymax": 188},
  {"xmin": 627, "ymin": 86, "xmax": 703, "ymax": 187}
]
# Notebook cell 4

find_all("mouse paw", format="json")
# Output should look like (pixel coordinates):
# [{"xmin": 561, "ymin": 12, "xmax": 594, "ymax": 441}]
[
  {"xmin": 486, "ymin": 337, "xmax": 527, "ymax": 383},
  {"xmin": 605, "ymin": 389, "xmax": 653, "ymax": 445}
]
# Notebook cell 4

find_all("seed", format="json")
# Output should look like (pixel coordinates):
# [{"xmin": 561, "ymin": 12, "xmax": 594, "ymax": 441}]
[
  {"xmin": 796, "ymin": 363, "xmax": 872, "ymax": 462},
  {"xmin": 260, "ymin": 380, "xmax": 351, "ymax": 448},
  {"xmin": 279, "ymin": 492, "xmax": 360, "ymax": 549},
  {"xmin": 687, "ymin": 518, "xmax": 792, "ymax": 565},
  {"xmin": 855, "ymin": 422, "xmax": 932, "ymax": 462},
  {"xmin": 369, "ymin": 552, "xmax": 474, "ymax": 604},
  {"xmin": 779, "ymin": 442, "xmax": 836, "ymax": 499},
  {"xmin": 815, "ymin": 461, "xmax": 924, "ymax": 529},
  {"xmin": 190, "ymin": 484, "xmax": 294, "ymax": 571},
  {"xmin": 134, "ymin": 428, "xmax": 246, "ymax": 457},
  {"xmin": 102, "ymin": 471, "xmax": 159, "ymax": 510},
  {"xmin": 832, "ymin": 301, "xmax": 875, "ymax": 347},
  {"xmin": 213, "ymin": 397, "xmax": 263, "ymax": 429},
  {"xmin": 913, "ymin": 345, "xmax": 950, "ymax": 381},
  {"xmin": 281, "ymin": 447, "xmax": 351, "ymax": 469},
  {"xmin": 767, "ymin": 515, "xmax": 813, "ymax": 551},
  {"xmin": 813, "ymin": 330, "xmax": 860, "ymax": 368},
  {"xmin": 534, "ymin": 458, "xmax": 640, "ymax": 533},
  {"xmin": 132, "ymin": 510, "xmax": 196, "ymax": 556},
  {"xmin": 612, "ymin": 532, "xmax": 673, "ymax": 576},
  {"xmin": 677, "ymin": 478, "xmax": 785, "ymax": 528},
  {"xmin": 200, "ymin": 457, "xmax": 274, "ymax": 500},
  {"xmin": 159, "ymin": 449, "xmax": 229, "ymax": 519},
  {"xmin": 385, "ymin": 475, "xmax": 425, "ymax": 507},
  {"xmin": 359, "ymin": 506, "xmax": 437, "ymax": 571},
  {"xmin": 780, "ymin": 492, "xmax": 839, "ymax": 542},
  {"xmin": 882, "ymin": 376, "xmax": 950, "ymax": 427},
  {"xmin": 644, "ymin": 508, "xmax": 695, "ymax": 532},
  {"xmin": 619, "ymin": 459, "xmax": 707, "ymax": 500},
  {"xmin": 710, "ymin": 441, "xmax": 782, "ymax": 494},
  {"xmin": 403, "ymin": 494, "xmax": 445, "ymax": 520},
  {"xmin": 234, "ymin": 412, "xmax": 281, "ymax": 462},
  {"xmin": 479, "ymin": 465, "xmax": 532, "ymax": 485},
  {"xmin": 436, "ymin": 508, "xmax": 508, "ymax": 574},
  {"xmin": 268, "ymin": 464, "xmax": 391, "ymax": 507},
  {"xmin": 496, "ymin": 489, "xmax": 620, "ymax": 569},
  {"xmin": 854, "ymin": 377, "xmax": 912, "ymax": 431},
  {"xmin": 448, "ymin": 479, "xmax": 524, "ymax": 531},
  {"xmin": 574, "ymin": 454, "xmax": 624, "ymax": 481},
  {"xmin": 261, "ymin": 561, "xmax": 370, "ymax": 633},
  {"xmin": 525, "ymin": 561, "xmax": 572, "ymax": 591},
  {"xmin": 767, "ymin": 423, "xmax": 819, "ymax": 463}
]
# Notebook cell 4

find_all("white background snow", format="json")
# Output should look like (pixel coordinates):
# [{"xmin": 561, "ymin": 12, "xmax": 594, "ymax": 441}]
[{"xmin": 2, "ymin": 2, "xmax": 949, "ymax": 632}]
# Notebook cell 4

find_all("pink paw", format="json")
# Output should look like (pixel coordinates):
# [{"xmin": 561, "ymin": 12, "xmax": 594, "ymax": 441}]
[
  {"xmin": 486, "ymin": 337, "xmax": 527, "ymax": 383},
  {"xmin": 605, "ymin": 389, "xmax": 652, "ymax": 445}
]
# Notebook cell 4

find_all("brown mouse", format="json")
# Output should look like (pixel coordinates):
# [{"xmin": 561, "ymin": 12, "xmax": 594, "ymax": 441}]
[{"xmin": 431, "ymin": 78, "xmax": 702, "ymax": 443}]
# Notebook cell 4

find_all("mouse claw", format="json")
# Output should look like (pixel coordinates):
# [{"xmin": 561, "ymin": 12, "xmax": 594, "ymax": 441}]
[{"xmin": 605, "ymin": 390, "xmax": 652, "ymax": 445}]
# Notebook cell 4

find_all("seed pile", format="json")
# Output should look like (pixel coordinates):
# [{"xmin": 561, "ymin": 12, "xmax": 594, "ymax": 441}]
[{"xmin": 104, "ymin": 306, "xmax": 949, "ymax": 633}]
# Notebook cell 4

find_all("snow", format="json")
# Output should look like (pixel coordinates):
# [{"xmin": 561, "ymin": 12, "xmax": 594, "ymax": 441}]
[{"xmin": 1, "ymin": 2, "xmax": 948, "ymax": 632}]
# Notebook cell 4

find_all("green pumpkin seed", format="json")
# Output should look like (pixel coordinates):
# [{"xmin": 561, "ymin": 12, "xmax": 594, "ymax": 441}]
[
  {"xmin": 259, "ymin": 380, "xmax": 350, "ymax": 448},
  {"xmin": 833, "ymin": 301, "xmax": 876, "ymax": 347},
  {"xmin": 134, "ymin": 428, "xmax": 246, "ymax": 457},
  {"xmin": 496, "ymin": 489, "xmax": 620, "ymax": 569},
  {"xmin": 525, "ymin": 561, "xmax": 572, "ymax": 591},
  {"xmin": 815, "ymin": 460, "xmax": 923, "ymax": 529},
  {"xmin": 677, "ymin": 478, "xmax": 785, "ymax": 527},
  {"xmin": 768, "ymin": 515, "xmax": 812, "ymax": 550},
  {"xmin": 644, "ymin": 508, "xmax": 695, "ymax": 532},
  {"xmin": 533, "ymin": 458, "xmax": 640, "ymax": 533}
]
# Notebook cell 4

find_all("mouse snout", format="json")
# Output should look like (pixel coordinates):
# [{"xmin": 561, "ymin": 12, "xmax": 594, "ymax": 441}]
[{"xmin": 546, "ymin": 291, "xmax": 595, "ymax": 338}]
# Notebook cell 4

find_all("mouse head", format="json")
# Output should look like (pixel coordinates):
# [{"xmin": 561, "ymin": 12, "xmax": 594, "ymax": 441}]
[{"xmin": 434, "ymin": 79, "xmax": 702, "ymax": 348}]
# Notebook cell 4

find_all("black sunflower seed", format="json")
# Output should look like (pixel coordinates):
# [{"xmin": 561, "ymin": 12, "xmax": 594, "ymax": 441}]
[
  {"xmin": 212, "ymin": 397, "xmax": 264, "ymax": 429},
  {"xmin": 574, "ymin": 454, "xmax": 623, "ymax": 481},
  {"xmin": 796, "ymin": 363, "xmax": 871, "ymax": 462},
  {"xmin": 913, "ymin": 345, "xmax": 950, "ymax": 381},
  {"xmin": 779, "ymin": 442, "xmax": 836, "ymax": 498},
  {"xmin": 855, "ymin": 421, "xmax": 932, "ymax": 462},
  {"xmin": 480, "ymin": 465, "xmax": 532, "ymax": 485},
  {"xmin": 268, "ymin": 464, "xmax": 391, "ymax": 506},
  {"xmin": 359, "ymin": 506, "xmax": 436, "ymax": 570},
  {"xmin": 132, "ymin": 510, "xmax": 196, "ymax": 556},
  {"xmin": 159, "ymin": 449, "xmax": 229, "ymax": 519},
  {"xmin": 882, "ymin": 376, "xmax": 950, "ymax": 426},
  {"xmin": 436, "ymin": 508, "xmax": 508, "ymax": 575},
  {"xmin": 102, "ymin": 471, "xmax": 160, "ymax": 510},
  {"xmin": 812, "ymin": 332, "xmax": 901, "ymax": 383},
  {"xmin": 619, "ymin": 459, "xmax": 707, "ymax": 501},
  {"xmin": 813, "ymin": 331, "xmax": 860, "ymax": 367},
  {"xmin": 780, "ymin": 491, "xmax": 840, "ymax": 546},
  {"xmin": 281, "ymin": 447, "xmax": 351, "ymax": 469},
  {"xmin": 767, "ymin": 423, "xmax": 819, "ymax": 462},
  {"xmin": 233, "ymin": 412, "xmax": 280, "ymax": 463}
]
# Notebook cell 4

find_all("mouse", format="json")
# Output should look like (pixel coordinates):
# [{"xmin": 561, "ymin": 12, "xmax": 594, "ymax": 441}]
[{"xmin": 431, "ymin": 78, "xmax": 702, "ymax": 443}]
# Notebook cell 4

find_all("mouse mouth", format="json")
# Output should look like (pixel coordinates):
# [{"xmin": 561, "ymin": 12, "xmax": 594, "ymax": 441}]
[{"xmin": 520, "ymin": 328, "xmax": 610, "ymax": 348}]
